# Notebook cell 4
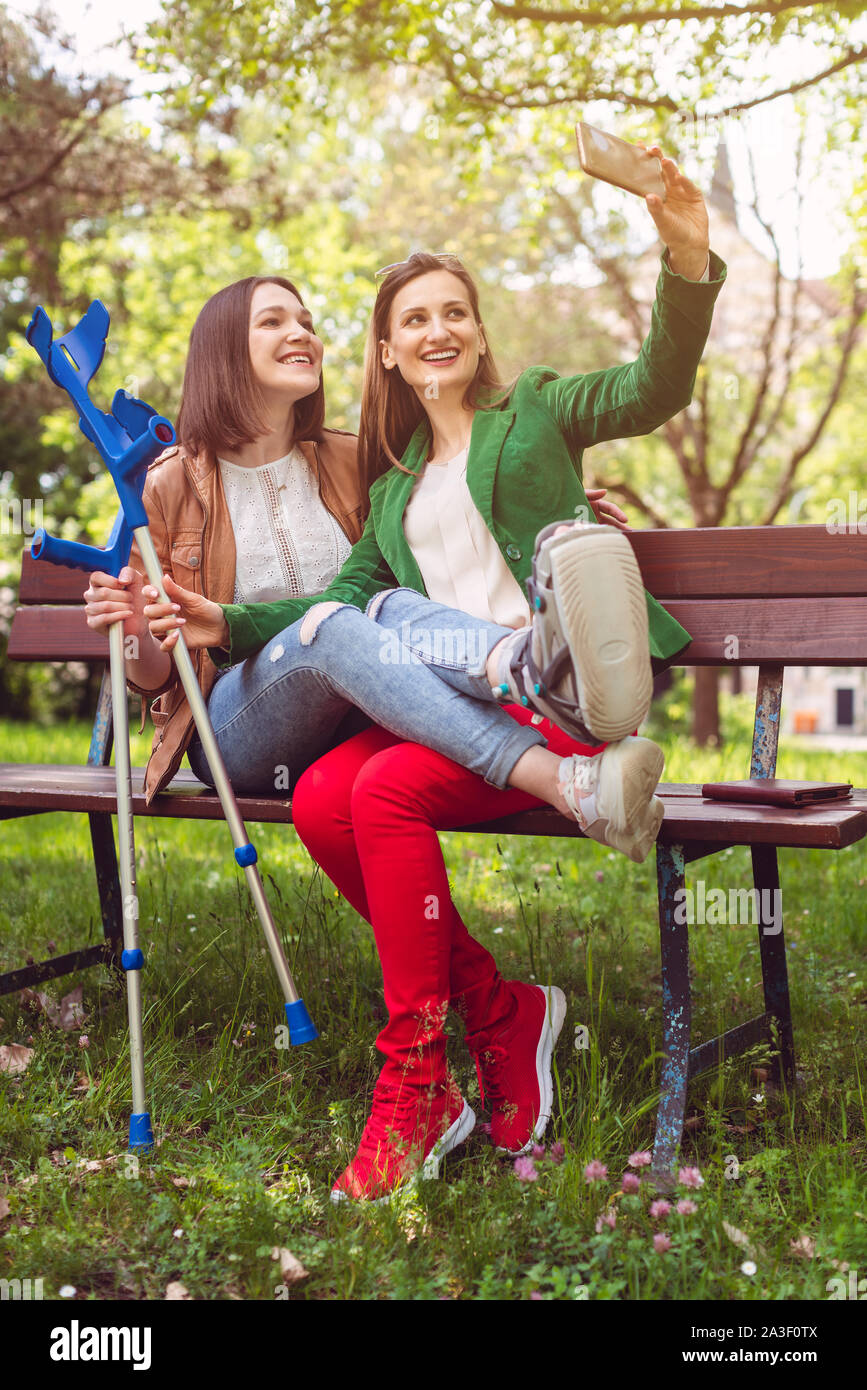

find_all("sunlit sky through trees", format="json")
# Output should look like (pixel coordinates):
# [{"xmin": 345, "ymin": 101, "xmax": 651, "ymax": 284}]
[{"xmin": 11, "ymin": 0, "xmax": 857, "ymax": 280}]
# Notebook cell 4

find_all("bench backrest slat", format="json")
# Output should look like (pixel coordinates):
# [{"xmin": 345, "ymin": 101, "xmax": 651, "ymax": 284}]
[
  {"xmin": 9, "ymin": 525, "xmax": 867, "ymax": 668},
  {"xmin": 662, "ymin": 597, "xmax": 867, "ymax": 666},
  {"xmin": 630, "ymin": 524, "xmax": 867, "ymax": 598},
  {"xmin": 7, "ymin": 608, "xmax": 109, "ymax": 662},
  {"xmin": 17, "ymin": 550, "xmax": 92, "ymax": 605}
]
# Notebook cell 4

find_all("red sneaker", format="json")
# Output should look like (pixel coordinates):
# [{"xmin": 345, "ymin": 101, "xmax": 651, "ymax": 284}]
[
  {"xmin": 469, "ymin": 982, "xmax": 567, "ymax": 1156},
  {"xmin": 331, "ymin": 1069, "xmax": 475, "ymax": 1204}
]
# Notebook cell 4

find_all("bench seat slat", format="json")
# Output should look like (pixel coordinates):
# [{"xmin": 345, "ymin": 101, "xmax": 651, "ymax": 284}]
[
  {"xmin": 0, "ymin": 764, "xmax": 292, "ymax": 822},
  {"xmin": 1, "ymin": 765, "xmax": 865, "ymax": 850}
]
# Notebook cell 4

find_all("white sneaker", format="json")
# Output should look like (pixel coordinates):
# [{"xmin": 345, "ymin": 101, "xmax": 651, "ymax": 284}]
[
  {"xmin": 522, "ymin": 521, "xmax": 654, "ymax": 742},
  {"xmin": 558, "ymin": 737, "xmax": 665, "ymax": 864},
  {"xmin": 527, "ymin": 522, "xmax": 650, "ymax": 745}
]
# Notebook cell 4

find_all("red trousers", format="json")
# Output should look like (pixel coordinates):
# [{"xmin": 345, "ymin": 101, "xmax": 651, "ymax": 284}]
[{"xmin": 290, "ymin": 708, "xmax": 602, "ymax": 1085}]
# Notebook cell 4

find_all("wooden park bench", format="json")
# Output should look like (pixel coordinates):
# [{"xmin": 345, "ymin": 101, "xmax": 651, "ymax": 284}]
[{"xmin": 2, "ymin": 523, "xmax": 866, "ymax": 1177}]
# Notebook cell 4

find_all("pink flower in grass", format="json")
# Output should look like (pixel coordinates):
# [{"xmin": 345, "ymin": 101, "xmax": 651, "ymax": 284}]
[
  {"xmin": 678, "ymin": 1166, "xmax": 705, "ymax": 1190},
  {"xmin": 653, "ymin": 1233, "xmax": 672, "ymax": 1254},
  {"xmin": 650, "ymin": 1199, "xmax": 671, "ymax": 1220},
  {"xmin": 514, "ymin": 1156, "xmax": 538, "ymax": 1183},
  {"xmin": 550, "ymin": 1142, "xmax": 565, "ymax": 1164},
  {"xmin": 628, "ymin": 1150, "xmax": 653, "ymax": 1168},
  {"xmin": 676, "ymin": 1199, "xmax": 698, "ymax": 1216},
  {"xmin": 532, "ymin": 1144, "xmax": 546, "ymax": 1160},
  {"xmin": 595, "ymin": 1210, "xmax": 617, "ymax": 1233},
  {"xmin": 530, "ymin": 1290, "xmax": 543, "ymax": 1300},
  {"xmin": 622, "ymin": 1172, "xmax": 641, "ymax": 1194},
  {"xmin": 583, "ymin": 1159, "xmax": 608, "ymax": 1183},
  {"xmin": 78, "ymin": 1035, "xmax": 89, "ymax": 1049}
]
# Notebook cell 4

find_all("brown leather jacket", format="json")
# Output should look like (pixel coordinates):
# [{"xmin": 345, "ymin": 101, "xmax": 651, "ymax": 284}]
[{"xmin": 128, "ymin": 429, "xmax": 363, "ymax": 803}]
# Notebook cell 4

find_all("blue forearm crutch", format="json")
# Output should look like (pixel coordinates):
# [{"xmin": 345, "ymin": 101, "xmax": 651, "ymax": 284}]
[{"xmin": 26, "ymin": 302, "xmax": 317, "ymax": 1151}]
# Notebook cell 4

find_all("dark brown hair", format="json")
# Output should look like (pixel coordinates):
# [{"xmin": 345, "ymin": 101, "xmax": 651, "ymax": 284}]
[
  {"xmin": 357, "ymin": 253, "xmax": 512, "ymax": 495},
  {"xmin": 176, "ymin": 276, "xmax": 325, "ymax": 456}
]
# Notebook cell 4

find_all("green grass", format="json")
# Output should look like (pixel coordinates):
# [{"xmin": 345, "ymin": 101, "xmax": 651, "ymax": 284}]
[{"xmin": 0, "ymin": 700, "xmax": 865, "ymax": 1302}]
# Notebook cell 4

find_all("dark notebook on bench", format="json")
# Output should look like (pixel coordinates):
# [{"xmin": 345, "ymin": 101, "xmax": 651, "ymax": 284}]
[{"xmin": 701, "ymin": 779, "xmax": 853, "ymax": 807}]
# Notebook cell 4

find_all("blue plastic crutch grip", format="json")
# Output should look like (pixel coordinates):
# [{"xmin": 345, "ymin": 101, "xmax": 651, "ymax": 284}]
[
  {"xmin": 26, "ymin": 300, "xmax": 176, "ymax": 538},
  {"xmin": 234, "ymin": 843, "xmax": 258, "ymax": 867},
  {"xmin": 285, "ymin": 999, "xmax": 318, "ymax": 1045},
  {"xmin": 121, "ymin": 949, "xmax": 144, "ymax": 971},
  {"xmin": 128, "ymin": 1112, "xmax": 154, "ymax": 1153},
  {"xmin": 30, "ymin": 494, "xmax": 140, "ymax": 578}
]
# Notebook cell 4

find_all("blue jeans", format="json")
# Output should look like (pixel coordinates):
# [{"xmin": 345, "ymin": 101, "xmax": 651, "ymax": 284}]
[{"xmin": 187, "ymin": 589, "xmax": 545, "ymax": 794}]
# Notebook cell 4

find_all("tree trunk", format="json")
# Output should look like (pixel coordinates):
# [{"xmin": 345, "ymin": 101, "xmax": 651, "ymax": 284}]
[{"xmin": 692, "ymin": 666, "xmax": 721, "ymax": 746}]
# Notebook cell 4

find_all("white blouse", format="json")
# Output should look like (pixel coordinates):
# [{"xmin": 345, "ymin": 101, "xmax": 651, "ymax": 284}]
[
  {"xmin": 402, "ymin": 446, "xmax": 532, "ymax": 630},
  {"xmin": 218, "ymin": 447, "xmax": 352, "ymax": 604}
]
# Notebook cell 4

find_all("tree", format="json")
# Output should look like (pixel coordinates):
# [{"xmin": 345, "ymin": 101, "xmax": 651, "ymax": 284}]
[{"xmin": 141, "ymin": 0, "xmax": 867, "ymax": 128}]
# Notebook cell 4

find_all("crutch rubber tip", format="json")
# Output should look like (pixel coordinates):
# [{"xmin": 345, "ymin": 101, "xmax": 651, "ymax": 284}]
[
  {"xmin": 129, "ymin": 1112, "xmax": 154, "ymax": 1153},
  {"xmin": 285, "ymin": 999, "xmax": 318, "ymax": 1045},
  {"xmin": 234, "ymin": 843, "xmax": 258, "ymax": 867},
  {"xmin": 121, "ymin": 948, "xmax": 144, "ymax": 971}
]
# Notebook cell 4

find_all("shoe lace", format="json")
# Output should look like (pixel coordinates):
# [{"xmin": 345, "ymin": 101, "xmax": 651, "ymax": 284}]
[
  {"xmin": 474, "ymin": 1042, "xmax": 510, "ymax": 1109},
  {"xmin": 355, "ymin": 1079, "xmax": 439, "ymax": 1164},
  {"xmin": 558, "ymin": 753, "xmax": 596, "ymax": 825}
]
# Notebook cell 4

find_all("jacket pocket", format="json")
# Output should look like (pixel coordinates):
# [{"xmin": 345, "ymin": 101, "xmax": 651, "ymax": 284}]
[{"xmin": 169, "ymin": 528, "xmax": 205, "ymax": 592}]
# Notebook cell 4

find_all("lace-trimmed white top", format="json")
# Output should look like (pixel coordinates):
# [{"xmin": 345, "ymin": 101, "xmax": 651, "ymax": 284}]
[
  {"xmin": 218, "ymin": 446, "xmax": 352, "ymax": 604},
  {"xmin": 402, "ymin": 446, "xmax": 532, "ymax": 630}
]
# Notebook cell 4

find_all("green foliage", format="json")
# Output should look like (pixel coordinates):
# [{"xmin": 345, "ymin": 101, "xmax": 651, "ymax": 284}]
[{"xmin": 141, "ymin": 0, "xmax": 867, "ymax": 132}]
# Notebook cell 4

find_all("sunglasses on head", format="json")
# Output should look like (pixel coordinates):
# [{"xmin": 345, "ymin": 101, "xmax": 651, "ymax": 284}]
[{"xmin": 374, "ymin": 251, "xmax": 462, "ymax": 282}]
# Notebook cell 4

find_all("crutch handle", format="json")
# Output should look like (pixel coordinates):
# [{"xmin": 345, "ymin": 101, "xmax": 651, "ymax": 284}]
[
  {"xmin": 26, "ymin": 302, "xmax": 175, "ymax": 533},
  {"xmin": 31, "ymin": 502, "xmax": 138, "ymax": 579}
]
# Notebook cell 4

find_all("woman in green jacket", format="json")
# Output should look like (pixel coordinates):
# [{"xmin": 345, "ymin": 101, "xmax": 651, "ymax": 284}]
[{"xmin": 146, "ymin": 149, "xmax": 726, "ymax": 1201}]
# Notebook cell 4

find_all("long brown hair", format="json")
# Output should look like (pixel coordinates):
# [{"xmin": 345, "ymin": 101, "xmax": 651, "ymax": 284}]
[
  {"xmin": 176, "ymin": 276, "xmax": 325, "ymax": 457},
  {"xmin": 357, "ymin": 253, "xmax": 512, "ymax": 496}
]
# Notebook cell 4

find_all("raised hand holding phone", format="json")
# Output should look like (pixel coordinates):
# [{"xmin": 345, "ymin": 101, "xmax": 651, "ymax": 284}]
[
  {"xmin": 642, "ymin": 144, "xmax": 710, "ymax": 281},
  {"xmin": 576, "ymin": 123, "xmax": 710, "ymax": 281}
]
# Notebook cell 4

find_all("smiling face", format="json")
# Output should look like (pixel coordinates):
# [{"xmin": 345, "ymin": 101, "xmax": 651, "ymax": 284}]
[
  {"xmin": 379, "ymin": 269, "xmax": 486, "ymax": 399},
  {"xmin": 247, "ymin": 282, "xmax": 323, "ymax": 408}
]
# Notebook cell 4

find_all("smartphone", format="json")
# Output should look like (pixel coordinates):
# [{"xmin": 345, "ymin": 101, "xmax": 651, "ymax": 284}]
[{"xmin": 576, "ymin": 122, "xmax": 666, "ymax": 201}]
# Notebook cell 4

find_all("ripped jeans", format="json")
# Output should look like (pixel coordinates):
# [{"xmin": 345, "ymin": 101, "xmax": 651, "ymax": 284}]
[{"xmin": 186, "ymin": 588, "xmax": 547, "ymax": 795}]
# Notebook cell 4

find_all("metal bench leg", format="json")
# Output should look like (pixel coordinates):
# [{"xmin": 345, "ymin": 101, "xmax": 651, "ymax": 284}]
[
  {"xmin": 751, "ymin": 843, "xmax": 796, "ymax": 1086},
  {"xmin": 651, "ymin": 842, "xmax": 691, "ymax": 1184}
]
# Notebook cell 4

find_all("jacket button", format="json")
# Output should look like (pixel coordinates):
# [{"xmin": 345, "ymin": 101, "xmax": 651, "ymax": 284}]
[
  {"xmin": 189, "ymin": 555, "xmax": 200, "ymax": 567},
  {"xmin": 505, "ymin": 543, "xmax": 522, "ymax": 561}
]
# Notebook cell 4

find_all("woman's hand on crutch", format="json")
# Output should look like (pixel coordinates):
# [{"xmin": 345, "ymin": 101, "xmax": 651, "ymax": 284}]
[
  {"xmin": 84, "ymin": 566, "xmax": 148, "ymax": 636},
  {"xmin": 85, "ymin": 566, "xmax": 175, "ymax": 689},
  {"xmin": 142, "ymin": 574, "xmax": 229, "ymax": 652}
]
